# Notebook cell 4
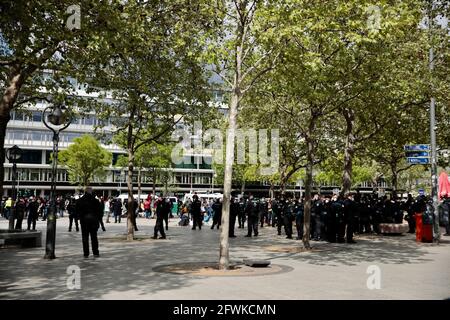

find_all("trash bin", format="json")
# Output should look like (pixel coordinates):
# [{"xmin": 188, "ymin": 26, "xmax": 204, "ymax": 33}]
[
  {"xmin": 415, "ymin": 212, "xmax": 433, "ymax": 243},
  {"xmin": 415, "ymin": 213, "xmax": 423, "ymax": 242}
]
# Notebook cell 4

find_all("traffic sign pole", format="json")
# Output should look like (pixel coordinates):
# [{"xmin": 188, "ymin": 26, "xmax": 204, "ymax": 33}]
[{"xmin": 429, "ymin": 3, "xmax": 440, "ymax": 243}]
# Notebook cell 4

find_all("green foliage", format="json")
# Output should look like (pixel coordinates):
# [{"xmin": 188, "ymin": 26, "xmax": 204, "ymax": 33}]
[{"xmin": 58, "ymin": 135, "xmax": 112, "ymax": 187}]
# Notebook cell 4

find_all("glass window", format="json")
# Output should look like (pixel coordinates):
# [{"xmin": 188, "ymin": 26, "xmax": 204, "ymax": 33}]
[
  {"xmin": 30, "ymin": 170, "xmax": 40, "ymax": 181},
  {"xmin": 32, "ymin": 111, "xmax": 42, "ymax": 122},
  {"xmin": 83, "ymin": 115, "xmax": 94, "ymax": 126}
]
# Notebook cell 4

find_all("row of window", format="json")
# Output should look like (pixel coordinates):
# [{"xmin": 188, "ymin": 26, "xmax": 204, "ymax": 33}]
[
  {"xmin": 5, "ymin": 129, "xmax": 112, "ymax": 146},
  {"xmin": 4, "ymin": 168, "xmax": 213, "ymax": 185},
  {"xmin": 10, "ymin": 110, "xmax": 113, "ymax": 127}
]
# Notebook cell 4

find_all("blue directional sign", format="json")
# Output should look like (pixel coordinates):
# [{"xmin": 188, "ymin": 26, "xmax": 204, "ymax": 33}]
[
  {"xmin": 407, "ymin": 157, "xmax": 430, "ymax": 164},
  {"xmin": 405, "ymin": 151, "xmax": 430, "ymax": 157},
  {"xmin": 404, "ymin": 144, "xmax": 431, "ymax": 151}
]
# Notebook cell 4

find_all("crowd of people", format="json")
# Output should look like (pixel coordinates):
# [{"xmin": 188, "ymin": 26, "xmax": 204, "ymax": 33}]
[
  {"xmin": 178, "ymin": 191, "xmax": 450, "ymax": 244},
  {"xmin": 2, "ymin": 189, "xmax": 449, "ymax": 257}
]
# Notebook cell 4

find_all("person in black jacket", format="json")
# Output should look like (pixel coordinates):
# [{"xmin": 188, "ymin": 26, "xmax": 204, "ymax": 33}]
[
  {"xmin": 229, "ymin": 196, "xmax": 239, "ymax": 237},
  {"xmin": 152, "ymin": 197, "xmax": 167, "ymax": 239},
  {"xmin": 211, "ymin": 198, "xmax": 222, "ymax": 229},
  {"xmin": 245, "ymin": 196, "xmax": 259, "ymax": 237},
  {"xmin": 27, "ymin": 197, "xmax": 39, "ymax": 231},
  {"xmin": 343, "ymin": 194, "xmax": 356, "ymax": 244},
  {"xmin": 14, "ymin": 197, "xmax": 26, "ymax": 230},
  {"xmin": 76, "ymin": 187, "xmax": 103, "ymax": 258},
  {"xmin": 191, "ymin": 195, "xmax": 202, "ymax": 230},
  {"xmin": 68, "ymin": 196, "xmax": 79, "ymax": 232}
]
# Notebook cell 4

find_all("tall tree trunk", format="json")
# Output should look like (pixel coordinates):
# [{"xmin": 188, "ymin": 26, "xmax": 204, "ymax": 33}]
[
  {"xmin": 126, "ymin": 150, "xmax": 135, "ymax": 241},
  {"xmin": 219, "ymin": 92, "xmax": 238, "ymax": 270},
  {"xmin": 391, "ymin": 164, "xmax": 398, "ymax": 197},
  {"xmin": 341, "ymin": 108, "xmax": 355, "ymax": 196},
  {"xmin": 126, "ymin": 107, "xmax": 136, "ymax": 241},
  {"xmin": 302, "ymin": 117, "xmax": 317, "ymax": 250},
  {"xmin": 137, "ymin": 168, "xmax": 142, "ymax": 203},
  {"xmin": 0, "ymin": 68, "xmax": 25, "ymax": 205}
]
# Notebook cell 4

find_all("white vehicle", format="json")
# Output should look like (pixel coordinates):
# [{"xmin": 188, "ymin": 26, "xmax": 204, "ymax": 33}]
[
  {"xmin": 116, "ymin": 193, "xmax": 154, "ymax": 202},
  {"xmin": 182, "ymin": 192, "xmax": 222, "ymax": 204}
]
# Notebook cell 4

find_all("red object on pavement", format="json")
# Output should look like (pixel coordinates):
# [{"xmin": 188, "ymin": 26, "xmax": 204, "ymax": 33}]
[
  {"xmin": 438, "ymin": 171, "xmax": 450, "ymax": 201},
  {"xmin": 415, "ymin": 213, "xmax": 423, "ymax": 242},
  {"xmin": 415, "ymin": 213, "xmax": 433, "ymax": 243}
]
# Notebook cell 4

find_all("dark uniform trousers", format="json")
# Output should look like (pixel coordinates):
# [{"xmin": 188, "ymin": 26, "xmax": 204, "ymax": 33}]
[
  {"xmin": 69, "ymin": 214, "xmax": 79, "ymax": 231},
  {"xmin": 247, "ymin": 216, "xmax": 258, "ymax": 236},
  {"xmin": 192, "ymin": 213, "xmax": 202, "ymax": 230},
  {"xmin": 80, "ymin": 219, "xmax": 99, "ymax": 256},
  {"xmin": 283, "ymin": 215, "xmax": 293, "ymax": 238},
  {"xmin": 276, "ymin": 213, "xmax": 283, "ymax": 235},
  {"xmin": 154, "ymin": 216, "xmax": 166, "ymax": 238},
  {"xmin": 295, "ymin": 215, "xmax": 304, "ymax": 239}
]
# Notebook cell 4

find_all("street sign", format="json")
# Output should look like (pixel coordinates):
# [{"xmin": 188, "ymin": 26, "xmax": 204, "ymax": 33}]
[
  {"xmin": 407, "ymin": 157, "xmax": 430, "ymax": 164},
  {"xmin": 405, "ymin": 151, "xmax": 430, "ymax": 158},
  {"xmin": 404, "ymin": 144, "xmax": 431, "ymax": 151}
]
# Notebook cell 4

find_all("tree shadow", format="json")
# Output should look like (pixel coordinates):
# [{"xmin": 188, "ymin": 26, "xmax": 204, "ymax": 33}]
[{"xmin": 0, "ymin": 222, "xmax": 447, "ymax": 299}]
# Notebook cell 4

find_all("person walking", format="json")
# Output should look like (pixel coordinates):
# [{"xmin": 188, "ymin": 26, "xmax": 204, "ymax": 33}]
[
  {"xmin": 76, "ymin": 187, "xmax": 103, "ymax": 258},
  {"xmin": 152, "ymin": 197, "xmax": 167, "ymax": 239}
]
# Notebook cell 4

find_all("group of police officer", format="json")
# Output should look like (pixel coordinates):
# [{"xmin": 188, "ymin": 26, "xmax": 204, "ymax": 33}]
[{"xmin": 216, "ymin": 191, "xmax": 442, "ymax": 244}]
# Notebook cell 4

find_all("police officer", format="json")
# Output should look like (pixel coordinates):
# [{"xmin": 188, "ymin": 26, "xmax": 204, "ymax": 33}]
[
  {"xmin": 245, "ymin": 195, "xmax": 259, "ymax": 237},
  {"xmin": 238, "ymin": 197, "xmax": 246, "ymax": 228},
  {"xmin": 283, "ymin": 198, "xmax": 294, "ymax": 239},
  {"xmin": 76, "ymin": 187, "xmax": 103, "ymax": 258},
  {"xmin": 68, "ymin": 196, "xmax": 79, "ymax": 232},
  {"xmin": 276, "ymin": 197, "xmax": 284, "ymax": 235},
  {"xmin": 27, "ymin": 197, "xmax": 39, "ymax": 231},
  {"xmin": 191, "ymin": 194, "xmax": 202, "ymax": 230},
  {"xmin": 14, "ymin": 197, "xmax": 26, "ymax": 230},
  {"xmin": 211, "ymin": 198, "xmax": 222, "ymax": 230},
  {"xmin": 312, "ymin": 195, "xmax": 323, "ymax": 241},
  {"xmin": 294, "ymin": 198, "xmax": 304, "ymax": 240},
  {"xmin": 152, "ymin": 197, "xmax": 167, "ymax": 239},
  {"xmin": 326, "ymin": 195, "xmax": 339, "ymax": 243},
  {"xmin": 343, "ymin": 193, "xmax": 356, "ymax": 244},
  {"xmin": 334, "ymin": 195, "xmax": 346, "ymax": 243},
  {"xmin": 229, "ymin": 196, "xmax": 239, "ymax": 237},
  {"xmin": 259, "ymin": 198, "xmax": 268, "ymax": 228},
  {"xmin": 271, "ymin": 198, "xmax": 278, "ymax": 228}
]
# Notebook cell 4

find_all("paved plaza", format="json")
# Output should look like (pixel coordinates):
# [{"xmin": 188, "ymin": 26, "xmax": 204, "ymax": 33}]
[{"xmin": 0, "ymin": 217, "xmax": 449, "ymax": 300}]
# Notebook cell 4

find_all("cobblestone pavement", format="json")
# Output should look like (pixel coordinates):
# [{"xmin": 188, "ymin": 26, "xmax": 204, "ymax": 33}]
[{"xmin": 0, "ymin": 216, "xmax": 449, "ymax": 300}]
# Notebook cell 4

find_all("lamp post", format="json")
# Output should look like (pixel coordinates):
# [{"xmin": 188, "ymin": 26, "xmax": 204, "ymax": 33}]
[
  {"xmin": 42, "ymin": 104, "xmax": 71, "ymax": 259},
  {"xmin": 6, "ymin": 145, "xmax": 22, "ymax": 230}
]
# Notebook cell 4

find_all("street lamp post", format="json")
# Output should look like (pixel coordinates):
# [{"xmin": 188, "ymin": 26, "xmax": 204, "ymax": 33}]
[
  {"xmin": 6, "ymin": 145, "xmax": 22, "ymax": 230},
  {"xmin": 42, "ymin": 104, "xmax": 71, "ymax": 259}
]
